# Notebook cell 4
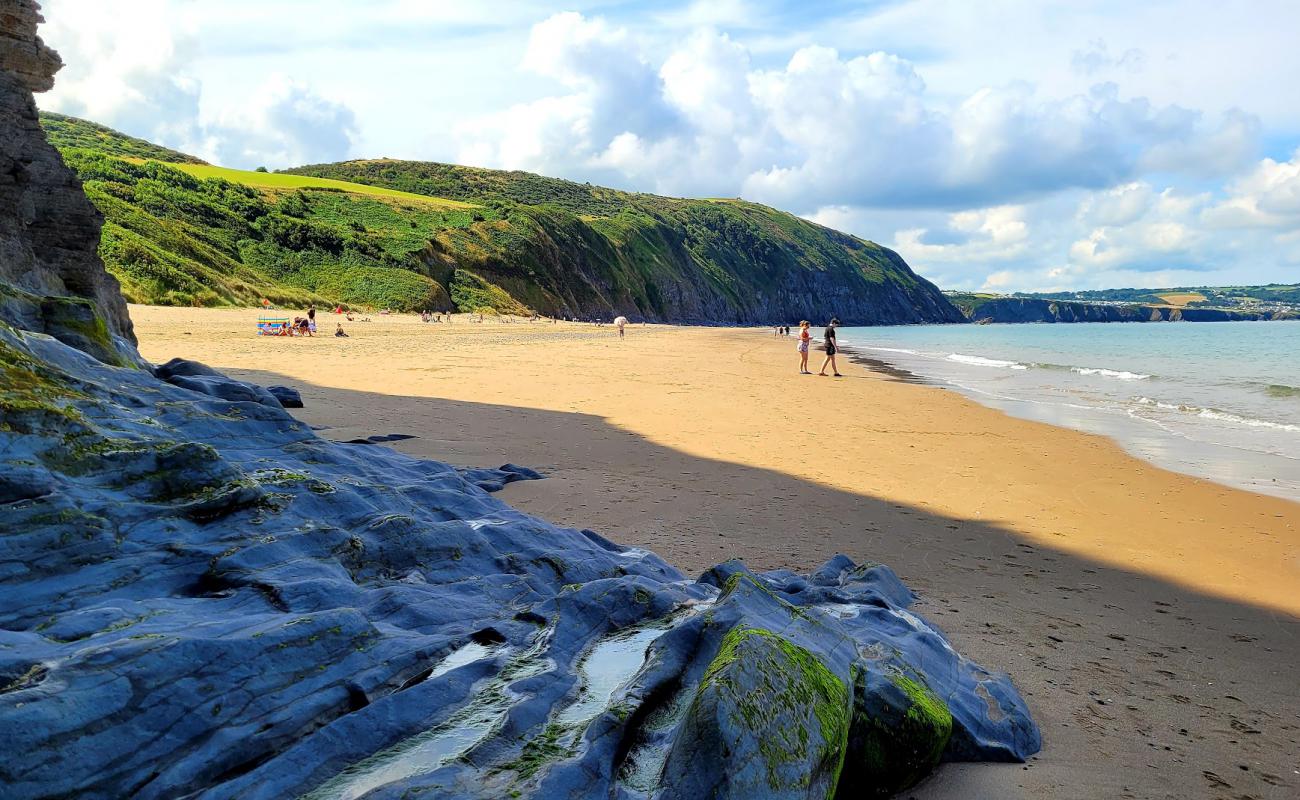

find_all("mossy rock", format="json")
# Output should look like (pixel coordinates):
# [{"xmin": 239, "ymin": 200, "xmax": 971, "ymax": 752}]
[
  {"xmin": 835, "ymin": 667, "xmax": 953, "ymax": 798},
  {"xmin": 661, "ymin": 626, "xmax": 851, "ymax": 799},
  {"xmin": 38, "ymin": 295, "xmax": 124, "ymax": 366}
]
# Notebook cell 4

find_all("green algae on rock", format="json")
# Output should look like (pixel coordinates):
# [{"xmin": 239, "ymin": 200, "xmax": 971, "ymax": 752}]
[
  {"xmin": 837, "ymin": 667, "xmax": 953, "ymax": 798},
  {"xmin": 663, "ymin": 625, "xmax": 851, "ymax": 798}
]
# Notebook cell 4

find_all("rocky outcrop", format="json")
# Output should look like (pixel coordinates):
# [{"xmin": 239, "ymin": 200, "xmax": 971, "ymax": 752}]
[
  {"xmin": 0, "ymin": 337, "xmax": 1040, "ymax": 798},
  {"xmin": 0, "ymin": 0, "xmax": 60, "ymax": 92},
  {"xmin": 966, "ymin": 297, "xmax": 1280, "ymax": 324},
  {"xmin": 0, "ymin": 1, "xmax": 134, "ymax": 354},
  {"xmin": 0, "ymin": 6, "xmax": 1038, "ymax": 797}
]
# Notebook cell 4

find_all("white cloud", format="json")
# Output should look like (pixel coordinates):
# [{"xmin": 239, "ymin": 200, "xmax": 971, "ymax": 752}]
[
  {"xmin": 1079, "ymin": 182, "xmax": 1154, "ymax": 227},
  {"xmin": 1203, "ymin": 148, "xmax": 1300, "ymax": 229},
  {"xmin": 40, "ymin": 0, "xmax": 201, "ymax": 139},
  {"xmin": 1071, "ymin": 40, "xmax": 1145, "ymax": 76},
  {"xmin": 455, "ymin": 15, "xmax": 1262, "ymax": 216},
  {"xmin": 38, "ymin": 0, "xmax": 359, "ymax": 169},
  {"xmin": 188, "ymin": 76, "xmax": 359, "ymax": 169}
]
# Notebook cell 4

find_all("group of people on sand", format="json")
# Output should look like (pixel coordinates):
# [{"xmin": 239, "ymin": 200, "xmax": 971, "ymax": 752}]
[
  {"xmin": 259, "ymin": 303, "xmax": 350, "ymax": 338},
  {"xmin": 794, "ymin": 318, "xmax": 842, "ymax": 377}
]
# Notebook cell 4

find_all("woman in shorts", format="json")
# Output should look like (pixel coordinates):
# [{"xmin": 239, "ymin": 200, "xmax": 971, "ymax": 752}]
[{"xmin": 796, "ymin": 320, "xmax": 812, "ymax": 374}]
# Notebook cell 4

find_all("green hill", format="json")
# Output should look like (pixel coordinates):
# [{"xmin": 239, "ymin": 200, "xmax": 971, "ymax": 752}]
[
  {"xmin": 40, "ymin": 113, "xmax": 962, "ymax": 323},
  {"xmin": 41, "ymin": 111, "xmax": 206, "ymax": 164}
]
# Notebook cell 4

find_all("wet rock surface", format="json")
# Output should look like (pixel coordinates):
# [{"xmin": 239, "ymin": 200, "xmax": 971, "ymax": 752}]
[{"xmin": 0, "ymin": 325, "xmax": 1038, "ymax": 798}]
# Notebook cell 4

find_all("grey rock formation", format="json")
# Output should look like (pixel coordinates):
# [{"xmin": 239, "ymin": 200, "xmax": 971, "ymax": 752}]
[
  {"xmin": 267, "ymin": 384, "xmax": 304, "ymax": 408},
  {"xmin": 0, "ymin": 6, "xmax": 1039, "ymax": 798},
  {"xmin": 0, "ymin": 1, "xmax": 134, "ymax": 356},
  {"xmin": 0, "ymin": 0, "xmax": 60, "ymax": 92},
  {"xmin": 0, "ymin": 326, "xmax": 1040, "ymax": 800}
]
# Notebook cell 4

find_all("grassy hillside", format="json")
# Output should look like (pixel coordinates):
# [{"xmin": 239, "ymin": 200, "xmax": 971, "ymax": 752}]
[
  {"xmin": 41, "ymin": 113, "xmax": 961, "ymax": 323},
  {"xmin": 55, "ymin": 149, "xmax": 455, "ymax": 310},
  {"xmin": 283, "ymin": 160, "xmax": 963, "ymax": 324},
  {"xmin": 41, "ymin": 112, "xmax": 206, "ymax": 164}
]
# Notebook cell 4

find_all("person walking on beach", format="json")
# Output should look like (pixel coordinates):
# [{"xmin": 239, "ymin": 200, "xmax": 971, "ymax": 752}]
[
  {"xmin": 818, "ymin": 318, "xmax": 842, "ymax": 377},
  {"xmin": 797, "ymin": 320, "xmax": 812, "ymax": 374}
]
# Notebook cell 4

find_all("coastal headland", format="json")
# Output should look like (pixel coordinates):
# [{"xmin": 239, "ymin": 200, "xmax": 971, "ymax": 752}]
[{"xmin": 133, "ymin": 305, "xmax": 1300, "ymax": 800}]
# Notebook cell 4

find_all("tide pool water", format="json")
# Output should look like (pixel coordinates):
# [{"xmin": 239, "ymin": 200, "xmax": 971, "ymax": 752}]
[{"xmin": 835, "ymin": 321, "xmax": 1300, "ymax": 502}]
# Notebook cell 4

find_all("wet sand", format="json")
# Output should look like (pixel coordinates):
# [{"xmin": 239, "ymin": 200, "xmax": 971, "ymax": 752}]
[{"xmin": 132, "ymin": 305, "xmax": 1300, "ymax": 800}]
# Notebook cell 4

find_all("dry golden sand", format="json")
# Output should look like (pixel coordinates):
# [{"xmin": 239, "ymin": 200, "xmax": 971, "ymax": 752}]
[{"xmin": 131, "ymin": 304, "xmax": 1300, "ymax": 799}]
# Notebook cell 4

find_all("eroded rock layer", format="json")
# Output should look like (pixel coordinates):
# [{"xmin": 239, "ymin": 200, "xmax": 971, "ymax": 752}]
[{"xmin": 0, "ymin": 329, "xmax": 1039, "ymax": 798}]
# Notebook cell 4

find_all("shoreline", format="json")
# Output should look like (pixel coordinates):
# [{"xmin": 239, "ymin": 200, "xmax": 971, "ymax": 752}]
[
  {"xmin": 831, "ymin": 325, "xmax": 1300, "ymax": 505},
  {"xmin": 129, "ymin": 305, "xmax": 1300, "ymax": 800}
]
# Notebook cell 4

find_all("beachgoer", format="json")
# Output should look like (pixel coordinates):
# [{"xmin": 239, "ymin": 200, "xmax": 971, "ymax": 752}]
[
  {"xmin": 308, "ymin": 305, "xmax": 316, "ymax": 323},
  {"xmin": 308, "ymin": 319, "xmax": 317, "ymax": 336},
  {"xmin": 818, "ymin": 318, "xmax": 842, "ymax": 377},
  {"xmin": 335, "ymin": 323, "xmax": 348, "ymax": 337},
  {"xmin": 797, "ymin": 320, "xmax": 812, "ymax": 373}
]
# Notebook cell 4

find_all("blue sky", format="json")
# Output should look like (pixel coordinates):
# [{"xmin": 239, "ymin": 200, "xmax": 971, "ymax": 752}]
[{"xmin": 35, "ymin": 0, "xmax": 1300, "ymax": 292}]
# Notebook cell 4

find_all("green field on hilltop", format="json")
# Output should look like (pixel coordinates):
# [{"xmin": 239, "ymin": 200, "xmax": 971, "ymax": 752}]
[{"xmin": 170, "ymin": 163, "xmax": 477, "ymax": 209}]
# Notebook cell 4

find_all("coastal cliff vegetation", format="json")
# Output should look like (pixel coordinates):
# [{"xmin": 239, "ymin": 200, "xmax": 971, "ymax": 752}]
[{"xmin": 41, "ymin": 113, "xmax": 961, "ymax": 324}]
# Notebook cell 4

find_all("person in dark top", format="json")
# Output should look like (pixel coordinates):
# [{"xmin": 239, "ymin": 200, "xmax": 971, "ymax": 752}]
[
  {"xmin": 308, "ymin": 305, "xmax": 316, "ymax": 322},
  {"xmin": 818, "ymin": 317, "xmax": 843, "ymax": 377}
]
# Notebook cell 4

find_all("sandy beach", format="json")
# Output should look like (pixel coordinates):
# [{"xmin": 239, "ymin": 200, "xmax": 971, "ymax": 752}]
[{"xmin": 132, "ymin": 305, "xmax": 1299, "ymax": 800}]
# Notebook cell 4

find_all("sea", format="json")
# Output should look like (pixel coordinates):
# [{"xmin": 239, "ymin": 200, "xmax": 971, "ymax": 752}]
[{"xmin": 834, "ymin": 321, "xmax": 1300, "ymax": 503}]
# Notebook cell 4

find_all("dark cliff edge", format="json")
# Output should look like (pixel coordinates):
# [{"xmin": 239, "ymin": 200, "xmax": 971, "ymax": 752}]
[
  {"xmin": 1, "ymin": 5, "xmax": 1037, "ymax": 798},
  {"xmin": 0, "ymin": 0, "xmax": 134, "ymax": 360},
  {"xmin": 956, "ymin": 296, "xmax": 1294, "ymax": 324}
]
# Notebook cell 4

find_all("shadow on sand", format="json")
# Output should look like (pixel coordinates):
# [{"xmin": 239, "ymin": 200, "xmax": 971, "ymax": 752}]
[{"xmin": 230, "ymin": 367, "xmax": 1298, "ymax": 800}]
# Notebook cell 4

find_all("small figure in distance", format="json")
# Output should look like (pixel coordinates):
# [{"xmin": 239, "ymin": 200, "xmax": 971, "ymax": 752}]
[
  {"xmin": 335, "ymin": 323, "xmax": 348, "ymax": 337},
  {"xmin": 818, "ymin": 318, "xmax": 843, "ymax": 377},
  {"xmin": 797, "ymin": 320, "xmax": 812, "ymax": 374}
]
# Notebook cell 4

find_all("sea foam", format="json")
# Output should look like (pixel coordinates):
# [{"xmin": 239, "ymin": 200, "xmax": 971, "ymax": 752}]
[{"xmin": 946, "ymin": 353, "xmax": 1028, "ymax": 369}]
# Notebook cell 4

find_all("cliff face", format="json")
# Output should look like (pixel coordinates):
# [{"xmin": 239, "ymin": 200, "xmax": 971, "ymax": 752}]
[
  {"xmin": 965, "ymin": 297, "xmax": 1281, "ymax": 324},
  {"xmin": 0, "ymin": 1, "xmax": 134, "ymax": 359},
  {"xmin": 451, "ymin": 200, "xmax": 966, "ymax": 325},
  {"xmin": 287, "ymin": 160, "xmax": 968, "ymax": 325}
]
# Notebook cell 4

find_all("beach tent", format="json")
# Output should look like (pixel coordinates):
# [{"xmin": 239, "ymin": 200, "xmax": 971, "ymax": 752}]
[{"xmin": 257, "ymin": 317, "xmax": 290, "ymax": 336}]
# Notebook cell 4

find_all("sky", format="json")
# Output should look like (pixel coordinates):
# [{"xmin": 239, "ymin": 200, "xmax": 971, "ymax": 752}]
[{"xmin": 34, "ymin": 0, "xmax": 1300, "ymax": 292}]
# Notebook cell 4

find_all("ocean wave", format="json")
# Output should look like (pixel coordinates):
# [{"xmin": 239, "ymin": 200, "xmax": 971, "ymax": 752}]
[
  {"xmin": 1134, "ymin": 397, "xmax": 1300, "ymax": 432},
  {"xmin": 946, "ymin": 353, "xmax": 1028, "ymax": 370},
  {"xmin": 868, "ymin": 346, "xmax": 919, "ymax": 355},
  {"xmin": 1070, "ymin": 367, "xmax": 1151, "ymax": 381},
  {"xmin": 1263, "ymin": 383, "xmax": 1300, "ymax": 399}
]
